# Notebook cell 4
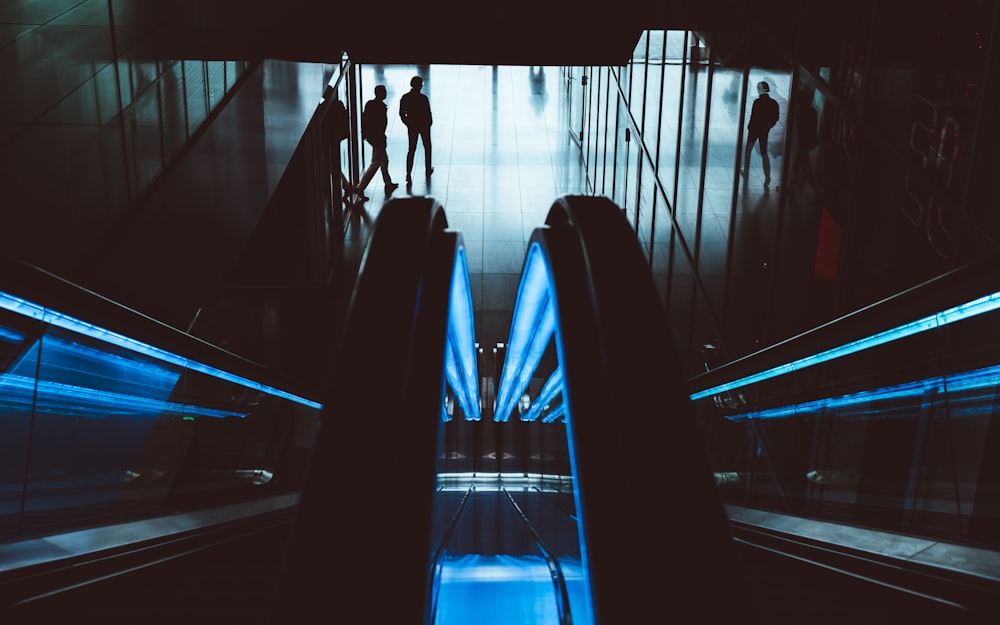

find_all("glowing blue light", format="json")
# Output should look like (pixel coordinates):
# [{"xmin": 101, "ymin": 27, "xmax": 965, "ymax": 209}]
[
  {"xmin": 0, "ymin": 291, "xmax": 322, "ymax": 409},
  {"xmin": 0, "ymin": 373, "xmax": 246, "ymax": 418},
  {"xmin": 691, "ymin": 290, "xmax": 1000, "ymax": 401},
  {"xmin": 433, "ymin": 553, "xmax": 593, "ymax": 625},
  {"xmin": 494, "ymin": 244, "xmax": 557, "ymax": 423},
  {"xmin": 521, "ymin": 366, "xmax": 563, "ymax": 422},
  {"xmin": 541, "ymin": 402, "xmax": 567, "ymax": 424},
  {"xmin": 444, "ymin": 247, "xmax": 481, "ymax": 421},
  {"xmin": 0, "ymin": 325, "xmax": 25, "ymax": 343},
  {"xmin": 724, "ymin": 363, "xmax": 1000, "ymax": 422}
]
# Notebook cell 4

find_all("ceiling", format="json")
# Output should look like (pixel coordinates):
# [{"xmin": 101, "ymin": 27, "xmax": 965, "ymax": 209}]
[{"xmin": 102, "ymin": 0, "xmax": 768, "ymax": 66}]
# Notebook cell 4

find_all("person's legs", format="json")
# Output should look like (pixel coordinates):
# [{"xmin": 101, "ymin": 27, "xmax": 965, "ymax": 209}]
[
  {"xmin": 358, "ymin": 159, "xmax": 378, "ymax": 191},
  {"xmin": 421, "ymin": 127, "xmax": 432, "ymax": 176},
  {"xmin": 376, "ymin": 145, "xmax": 393, "ymax": 185},
  {"xmin": 406, "ymin": 127, "xmax": 419, "ymax": 181},
  {"xmin": 742, "ymin": 135, "xmax": 756, "ymax": 176},
  {"xmin": 759, "ymin": 134, "xmax": 771, "ymax": 184}
]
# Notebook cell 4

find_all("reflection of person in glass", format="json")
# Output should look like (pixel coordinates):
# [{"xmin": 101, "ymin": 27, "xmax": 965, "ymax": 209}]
[
  {"xmin": 792, "ymin": 90, "xmax": 819, "ymax": 190},
  {"xmin": 742, "ymin": 81, "xmax": 780, "ymax": 188},
  {"xmin": 400, "ymin": 75, "xmax": 433, "ymax": 184}
]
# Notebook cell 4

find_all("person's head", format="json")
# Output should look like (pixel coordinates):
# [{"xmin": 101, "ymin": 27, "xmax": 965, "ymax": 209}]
[
  {"xmin": 374, "ymin": 85, "xmax": 387, "ymax": 100},
  {"xmin": 757, "ymin": 81, "xmax": 770, "ymax": 96},
  {"xmin": 410, "ymin": 76, "xmax": 423, "ymax": 90}
]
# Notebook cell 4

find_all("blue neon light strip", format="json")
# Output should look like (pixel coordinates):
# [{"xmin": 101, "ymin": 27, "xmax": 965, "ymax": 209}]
[
  {"xmin": 0, "ymin": 373, "xmax": 246, "ymax": 418},
  {"xmin": 521, "ymin": 365, "xmax": 563, "ymax": 422},
  {"xmin": 0, "ymin": 325, "xmax": 25, "ymax": 343},
  {"xmin": 723, "ymin": 362, "xmax": 1000, "ymax": 422},
  {"xmin": 493, "ymin": 244, "xmax": 557, "ymax": 423},
  {"xmin": 0, "ymin": 291, "xmax": 323, "ymax": 409},
  {"xmin": 690, "ymin": 290, "xmax": 1000, "ymax": 401},
  {"xmin": 541, "ymin": 402, "xmax": 567, "ymax": 424},
  {"xmin": 444, "ymin": 247, "xmax": 481, "ymax": 421}
]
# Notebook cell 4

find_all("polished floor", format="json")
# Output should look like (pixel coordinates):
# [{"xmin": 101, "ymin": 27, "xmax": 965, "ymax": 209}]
[
  {"xmin": 344, "ymin": 64, "xmax": 591, "ymax": 349},
  {"xmin": 339, "ymin": 61, "xmax": 814, "ymax": 362}
]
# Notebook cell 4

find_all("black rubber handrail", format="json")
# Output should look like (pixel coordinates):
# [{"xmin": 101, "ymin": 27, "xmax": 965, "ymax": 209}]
[
  {"xmin": 519, "ymin": 195, "xmax": 756, "ymax": 622},
  {"xmin": 501, "ymin": 486, "xmax": 573, "ymax": 625},
  {"xmin": 274, "ymin": 196, "xmax": 464, "ymax": 623},
  {"xmin": 426, "ymin": 486, "xmax": 474, "ymax": 624},
  {"xmin": 0, "ymin": 254, "xmax": 320, "ymax": 406},
  {"xmin": 687, "ymin": 255, "xmax": 1000, "ymax": 399}
]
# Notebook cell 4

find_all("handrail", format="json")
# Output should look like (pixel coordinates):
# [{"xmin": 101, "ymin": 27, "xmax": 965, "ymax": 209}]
[
  {"xmin": 274, "ymin": 196, "xmax": 477, "ymax": 623},
  {"xmin": 687, "ymin": 255, "xmax": 1000, "ymax": 400},
  {"xmin": 0, "ymin": 254, "xmax": 320, "ymax": 406},
  {"xmin": 495, "ymin": 194, "xmax": 755, "ymax": 623},
  {"xmin": 426, "ymin": 486, "xmax": 474, "ymax": 624},
  {"xmin": 501, "ymin": 486, "xmax": 573, "ymax": 625}
]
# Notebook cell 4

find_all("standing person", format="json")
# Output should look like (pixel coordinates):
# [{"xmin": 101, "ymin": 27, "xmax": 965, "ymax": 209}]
[
  {"xmin": 742, "ymin": 81, "xmax": 780, "ymax": 188},
  {"xmin": 354, "ymin": 84, "xmax": 398, "ymax": 203},
  {"xmin": 399, "ymin": 75, "xmax": 433, "ymax": 184}
]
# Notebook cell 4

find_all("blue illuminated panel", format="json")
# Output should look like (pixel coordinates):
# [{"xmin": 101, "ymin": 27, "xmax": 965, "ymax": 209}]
[
  {"xmin": 444, "ymin": 247, "xmax": 481, "ymax": 421},
  {"xmin": 723, "ymin": 363, "xmax": 1000, "ymax": 422},
  {"xmin": 435, "ymin": 554, "xmax": 592, "ymax": 625},
  {"xmin": 690, "ymin": 290, "xmax": 1000, "ymax": 401},
  {"xmin": 0, "ymin": 289, "xmax": 324, "ymax": 542},
  {"xmin": 494, "ymin": 244, "xmax": 557, "ymax": 423},
  {"xmin": 0, "ymin": 291, "xmax": 322, "ymax": 409}
]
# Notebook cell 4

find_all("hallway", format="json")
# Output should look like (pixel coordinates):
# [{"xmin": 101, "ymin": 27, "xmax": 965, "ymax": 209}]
[
  {"xmin": 339, "ymin": 59, "xmax": 820, "ymax": 366},
  {"xmin": 345, "ymin": 64, "xmax": 591, "ymax": 348}
]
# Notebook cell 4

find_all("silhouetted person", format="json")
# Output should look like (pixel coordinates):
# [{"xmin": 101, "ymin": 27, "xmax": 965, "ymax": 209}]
[
  {"xmin": 320, "ymin": 86, "xmax": 354, "ymax": 206},
  {"xmin": 355, "ymin": 84, "xmax": 398, "ymax": 202},
  {"xmin": 742, "ymin": 81, "xmax": 780, "ymax": 188},
  {"xmin": 399, "ymin": 75, "xmax": 433, "ymax": 184}
]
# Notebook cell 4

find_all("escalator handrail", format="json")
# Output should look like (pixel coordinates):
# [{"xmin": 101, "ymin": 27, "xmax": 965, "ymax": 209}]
[
  {"xmin": 501, "ymin": 486, "xmax": 573, "ymax": 625},
  {"xmin": 274, "ymin": 196, "xmax": 472, "ymax": 623},
  {"xmin": 687, "ymin": 255, "xmax": 1000, "ymax": 399},
  {"xmin": 504, "ymin": 194, "xmax": 756, "ymax": 623},
  {"xmin": 426, "ymin": 485, "xmax": 474, "ymax": 624},
  {"xmin": 0, "ymin": 254, "xmax": 321, "ymax": 407}
]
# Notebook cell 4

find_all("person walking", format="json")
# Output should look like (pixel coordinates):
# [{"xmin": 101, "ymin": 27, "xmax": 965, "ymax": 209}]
[
  {"xmin": 399, "ymin": 75, "xmax": 433, "ymax": 184},
  {"xmin": 742, "ymin": 81, "xmax": 780, "ymax": 188},
  {"xmin": 354, "ymin": 84, "xmax": 398, "ymax": 202}
]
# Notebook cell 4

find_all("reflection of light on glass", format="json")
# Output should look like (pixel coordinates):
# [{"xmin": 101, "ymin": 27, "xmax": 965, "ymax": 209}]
[
  {"xmin": 521, "ymin": 366, "xmax": 563, "ymax": 422},
  {"xmin": 724, "ymin": 363, "xmax": 1000, "ymax": 422},
  {"xmin": 435, "ymin": 554, "xmax": 592, "ymax": 625},
  {"xmin": 691, "ymin": 290, "xmax": 1000, "ymax": 401},
  {"xmin": 0, "ymin": 325, "xmax": 25, "ymax": 343},
  {"xmin": 494, "ymin": 244, "xmax": 557, "ymax": 422},
  {"xmin": 0, "ymin": 374, "xmax": 246, "ymax": 419},
  {"xmin": 0, "ymin": 291, "xmax": 322, "ymax": 409},
  {"xmin": 443, "ymin": 247, "xmax": 481, "ymax": 421}
]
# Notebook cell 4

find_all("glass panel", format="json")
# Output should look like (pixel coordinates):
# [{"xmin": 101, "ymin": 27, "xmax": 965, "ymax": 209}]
[
  {"xmin": 0, "ymin": 288, "xmax": 322, "ymax": 542},
  {"xmin": 160, "ymin": 61, "xmax": 188, "ymax": 165},
  {"xmin": 207, "ymin": 61, "xmax": 227, "ymax": 110},
  {"xmin": 184, "ymin": 60, "xmax": 209, "ymax": 135},
  {"xmin": 23, "ymin": 325, "xmax": 185, "ymax": 534},
  {"xmin": 697, "ymin": 288, "xmax": 1000, "ymax": 547},
  {"xmin": 0, "ymin": 310, "xmax": 42, "ymax": 540}
]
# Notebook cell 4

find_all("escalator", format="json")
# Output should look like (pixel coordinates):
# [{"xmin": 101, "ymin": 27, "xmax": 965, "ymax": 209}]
[
  {"xmin": 276, "ymin": 194, "xmax": 750, "ymax": 623},
  {"xmin": 8, "ymin": 191, "xmax": 994, "ymax": 624},
  {"xmin": 690, "ymin": 256, "xmax": 1000, "ymax": 622}
]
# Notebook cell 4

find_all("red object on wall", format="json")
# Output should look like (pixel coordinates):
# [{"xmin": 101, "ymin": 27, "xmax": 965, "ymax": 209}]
[{"xmin": 814, "ymin": 207, "xmax": 841, "ymax": 280}]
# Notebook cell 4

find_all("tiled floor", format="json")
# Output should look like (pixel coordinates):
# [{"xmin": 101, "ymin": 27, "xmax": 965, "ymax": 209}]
[{"xmin": 347, "ymin": 65, "xmax": 590, "ymax": 348}]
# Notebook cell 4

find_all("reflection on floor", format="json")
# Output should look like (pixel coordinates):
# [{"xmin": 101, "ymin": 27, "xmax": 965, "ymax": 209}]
[
  {"xmin": 431, "ymin": 476, "xmax": 593, "ymax": 625},
  {"xmin": 345, "ymin": 64, "xmax": 590, "ymax": 349}
]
